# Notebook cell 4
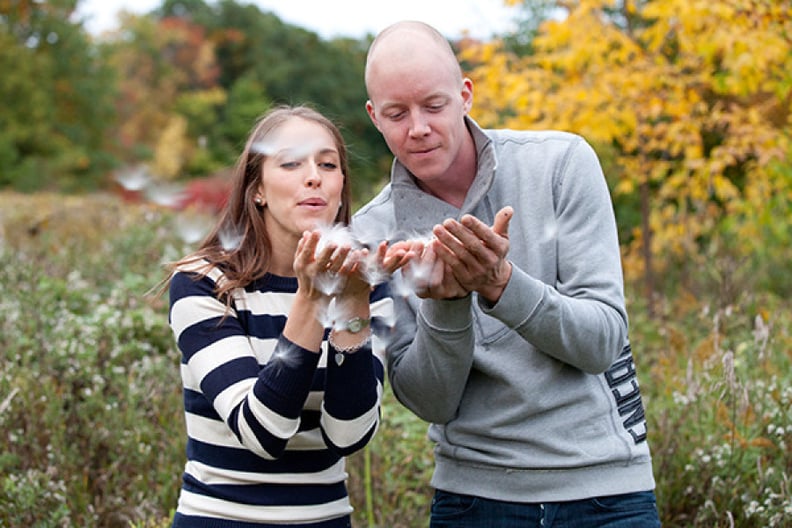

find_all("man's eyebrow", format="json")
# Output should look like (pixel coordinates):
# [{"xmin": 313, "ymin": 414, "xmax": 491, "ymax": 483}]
[
  {"xmin": 378, "ymin": 101, "xmax": 404, "ymax": 112},
  {"xmin": 379, "ymin": 93, "xmax": 450, "ymax": 110}
]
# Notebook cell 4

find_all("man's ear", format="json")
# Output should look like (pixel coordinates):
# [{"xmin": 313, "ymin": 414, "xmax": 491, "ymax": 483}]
[
  {"xmin": 461, "ymin": 78, "xmax": 474, "ymax": 114},
  {"xmin": 366, "ymin": 100, "xmax": 381, "ymax": 132}
]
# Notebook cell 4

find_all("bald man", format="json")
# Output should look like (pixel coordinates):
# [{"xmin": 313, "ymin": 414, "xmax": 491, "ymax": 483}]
[{"xmin": 353, "ymin": 21, "xmax": 661, "ymax": 527}]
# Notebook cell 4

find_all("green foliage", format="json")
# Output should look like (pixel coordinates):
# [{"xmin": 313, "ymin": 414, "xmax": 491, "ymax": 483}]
[
  {"xmin": 347, "ymin": 386, "xmax": 434, "ymax": 527},
  {"xmin": 2, "ymin": 192, "xmax": 791, "ymax": 527},
  {"xmin": 173, "ymin": 0, "xmax": 387, "ymax": 204},
  {"xmin": 2, "ymin": 468, "xmax": 72, "ymax": 527},
  {"xmin": 0, "ymin": 0, "xmax": 118, "ymax": 191},
  {"xmin": 1, "ymin": 0, "xmax": 390, "ymax": 198},
  {"xmin": 219, "ymin": 74, "xmax": 270, "ymax": 154},
  {"xmin": 629, "ymin": 290, "xmax": 792, "ymax": 527},
  {"xmin": 0, "ymin": 193, "xmax": 184, "ymax": 526}
]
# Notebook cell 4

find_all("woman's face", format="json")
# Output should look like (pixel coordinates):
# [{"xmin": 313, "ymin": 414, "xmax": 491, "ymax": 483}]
[{"xmin": 256, "ymin": 117, "xmax": 345, "ymax": 246}]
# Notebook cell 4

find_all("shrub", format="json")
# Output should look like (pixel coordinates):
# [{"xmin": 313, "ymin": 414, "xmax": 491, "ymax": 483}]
[
  {"xmin": 630, "ymin": 291, "xmax": 792, "ymax": 527},
  {"xmin": 1, "ymin": 192, "xmax": 790, "ymax": 527},
  {"xmin": 0, "ymin": 193, "xmax": 185, "ymax": 527}
]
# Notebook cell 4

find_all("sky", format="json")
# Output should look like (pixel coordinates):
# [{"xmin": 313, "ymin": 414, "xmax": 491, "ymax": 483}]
[{"xmin": 75, "ymin": 0, "xmax": 519, "ymax": 40}]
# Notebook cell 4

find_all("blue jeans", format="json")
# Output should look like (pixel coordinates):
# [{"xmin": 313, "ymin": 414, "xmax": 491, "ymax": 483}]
[
  {"xmin": 430, "ymin": 489, "xmax": 661, "ymax": 528},
  {"xmin": 172, "ymin": 513, "xmax": 351, "ymax": 527}
]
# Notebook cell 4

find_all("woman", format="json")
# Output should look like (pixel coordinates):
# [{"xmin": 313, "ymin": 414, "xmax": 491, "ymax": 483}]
[{"xmin": 167, "ymin": 105, "xmax": 405, "ymax": 527}]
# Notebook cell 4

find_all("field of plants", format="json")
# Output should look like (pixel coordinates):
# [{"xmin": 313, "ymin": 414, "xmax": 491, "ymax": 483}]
[{"xmin": 1, "ymin": 191, "xmax": 790, "ymax": 527}]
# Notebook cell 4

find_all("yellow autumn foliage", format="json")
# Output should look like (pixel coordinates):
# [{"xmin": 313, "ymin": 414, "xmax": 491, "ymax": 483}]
[
  {"xmin": 151, "ymin": 115, "xmax": 189, "ymax": 180},
  {"xmin": 461, "ymin": 0, "xmax": 792, "ymax": 295}
]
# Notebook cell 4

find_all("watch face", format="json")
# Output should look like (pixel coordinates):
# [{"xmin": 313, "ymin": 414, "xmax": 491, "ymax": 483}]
[
  {"xmin": 344, "ymin": 317, "xmax": 369, "ymax": 333},
  {"xmin": 348, "ymin": 318, "xmax": 364, "ymax": 332}
]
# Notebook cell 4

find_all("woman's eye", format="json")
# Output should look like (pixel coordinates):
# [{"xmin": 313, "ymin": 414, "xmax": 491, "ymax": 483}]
[
  {"xmin": 319, "ymin": 162, "xmax": 338, "ymax": 170},
  {"xmin": 280, "ymin": 160, "xmax": 302, "ymax": 169}
]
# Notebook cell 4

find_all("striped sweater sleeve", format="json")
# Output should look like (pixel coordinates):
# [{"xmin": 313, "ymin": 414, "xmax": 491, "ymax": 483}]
[{"xmin": 321, "ymin": 282, "xmax": 391, "ymax": 455}]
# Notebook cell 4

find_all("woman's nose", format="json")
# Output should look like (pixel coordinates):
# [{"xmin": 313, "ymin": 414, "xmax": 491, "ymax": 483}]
[{"xmin": 305, "ymin": 163, "xmax": 321, "ymax": 187}]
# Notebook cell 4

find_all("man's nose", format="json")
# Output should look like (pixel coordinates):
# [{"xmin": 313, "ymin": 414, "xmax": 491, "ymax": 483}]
[{"xmin": 408, "ymin": 113, "xmax": 431, "ymax": 137}]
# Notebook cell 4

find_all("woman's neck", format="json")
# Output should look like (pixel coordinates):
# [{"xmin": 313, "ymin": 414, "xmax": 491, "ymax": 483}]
[{"xmin": 267, "ymin": 231, "xmax": 299, "ymax": 277}]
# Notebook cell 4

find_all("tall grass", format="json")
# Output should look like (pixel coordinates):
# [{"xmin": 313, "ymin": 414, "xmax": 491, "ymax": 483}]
[
  {"xmin": 0, "ymin": 192, "xmax": 789, "ymax": 527},
  {"xmin": 630, "ymin": 292, "xmax": 792, "ymax": 527}
]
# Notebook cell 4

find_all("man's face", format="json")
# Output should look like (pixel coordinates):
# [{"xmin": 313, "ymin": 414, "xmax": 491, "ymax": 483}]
[{"xmin": 366, "ymin": 49, "xmax": 472, "ymax": 186}]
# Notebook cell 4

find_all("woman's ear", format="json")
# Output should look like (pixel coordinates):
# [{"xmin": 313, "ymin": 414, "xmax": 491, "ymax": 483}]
[{"xmin": 254, "ymin": 184, "xmax": 266, "ymax": 207}]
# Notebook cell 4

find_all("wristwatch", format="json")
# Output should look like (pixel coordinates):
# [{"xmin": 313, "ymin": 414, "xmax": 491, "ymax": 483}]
[{"xmin": 337, "ymin": 316, "xmax": 370, "ymax": 333}]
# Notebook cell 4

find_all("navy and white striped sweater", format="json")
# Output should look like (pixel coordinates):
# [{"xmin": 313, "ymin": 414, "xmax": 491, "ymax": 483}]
[{"xmin": 168, "ymin": 263, "xmax": 392, "ymax": 527}]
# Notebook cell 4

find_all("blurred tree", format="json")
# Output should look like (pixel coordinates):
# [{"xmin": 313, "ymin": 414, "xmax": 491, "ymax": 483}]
[
  {"xmin": 464, "ymin": 0, "xmax": 792, "ymax": 307},
  {"xmin": 195, "ymin": 0, "xmax": 389, "ymax": 204},
  {"xmin": 220, "ymin": 73, "xmax": 269, "ymax": 151},
  {"xmin": 0, "ymin": 0, "xmax": 117, "ymax": 191},
  {"xmin": 103, "ymin": 10, "xmax": 226, "ymax": 181},
  {"xmin": 102, "ymin": 0, "xmax": 389, "ymax": 205}
]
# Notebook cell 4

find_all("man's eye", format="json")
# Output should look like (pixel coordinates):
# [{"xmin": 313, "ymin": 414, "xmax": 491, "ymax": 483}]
[{"xmin": 386, "ymin": 111, "xmax": 405, "ymax": 121}]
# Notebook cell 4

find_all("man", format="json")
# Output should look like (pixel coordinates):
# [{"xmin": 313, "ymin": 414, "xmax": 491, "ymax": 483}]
[{"xmin": 353, "ymin": 20, "xmax": 660, "ymax": 527}]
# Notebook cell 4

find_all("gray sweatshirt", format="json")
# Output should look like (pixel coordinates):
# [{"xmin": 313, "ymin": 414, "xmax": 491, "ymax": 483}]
[{"xmin": 352, "ymin": 117, "xmax": 656, "ymax": 502}]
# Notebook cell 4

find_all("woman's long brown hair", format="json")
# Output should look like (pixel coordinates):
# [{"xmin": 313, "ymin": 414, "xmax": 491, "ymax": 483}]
[{"xmin": 166, "ymin": 105, "xmax": 353, "ymax": 302}]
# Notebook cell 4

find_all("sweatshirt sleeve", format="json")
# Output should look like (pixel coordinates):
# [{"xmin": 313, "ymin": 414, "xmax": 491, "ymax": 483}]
[
  {"xmin": 387, "ymin": 293, "xmax": 476, "ymax": 424},
  {"xmin": 481, "ymin": 137, "xmax": 628, "ymax": 373}
]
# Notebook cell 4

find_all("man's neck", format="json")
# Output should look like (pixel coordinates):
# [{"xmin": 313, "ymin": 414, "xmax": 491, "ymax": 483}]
[{"xmin": 421, "ymin": 134, "xmax": 477, "ymax": 209}]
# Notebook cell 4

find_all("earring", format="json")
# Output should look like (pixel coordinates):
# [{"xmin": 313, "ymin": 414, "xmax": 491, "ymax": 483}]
[
  {"xmin": 338, "ymin": 201, "xmax": 343, "ymax": 209},
  {"xmin": 255, "ymin": 197, "xmax": 263, "ymax": 206}
]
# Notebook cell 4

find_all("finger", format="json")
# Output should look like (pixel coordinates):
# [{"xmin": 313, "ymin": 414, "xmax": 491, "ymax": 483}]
[
  {"xmin": 437, "ymin": 220, "xmax": 497, "ymax": 266},
  {"xmin": 297, "ymin": 231, "xmax": 319, "ymax": 264},
  {"xmin": 382, "ymin": 241, "xmax": 410, "ymax": 271},
  {"xmin": 339, "ymin": 249, "xmax": 364, "ymax": 275},
  {"xmin": 406, "ymin": 242, "xmax": 435, "ymax": 287},
  {"xmin": 376, "ymin": 240, "xmax": 388, "ymax": 262},
  {"xmin": 327, "ymin": 246, "xmax": 352, "ymax": 272},
  {"xmin": 432, "ymin": 237, "xmax": 462, "ymax": 267},
  {"xmin": 461, "ymin": 207, "xmax": 512, "ymax": 240},
  {"xmin": 383, "ymin": 250, "xmax": 410, "ymax": 273},
  {"xmin": 428, "ymin": 248, "xmax": 445, "ymax": 289},
  {"xmin": 433, "ymin": 222, "xmax": 469, "ymax": 257},
  {"xmin": 388, "ymin": 240, "xmax": 413, "ymax": 253},
  {"xmin": 426, "ymin": 261, "xmax": 469, "ymax": 299},
  {"xmin": 433, "ymin": 236, "xmax": 484, "ymax": 290},
  {"xmin": 442, "ymin": 262, "xmax": 470, "ymax": 298},
  {"xmin": 459, "ymin": 212, "xmax": 511, "ymax": 255},
  {"xmin": 492, "ymin": 206, "xmax": 513, "ymax": 238}
]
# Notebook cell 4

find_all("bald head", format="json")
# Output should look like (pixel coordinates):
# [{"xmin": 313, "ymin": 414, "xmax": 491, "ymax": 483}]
[
  {"xmin": 362, "ymin": 20, "xmax": 475, "ymax": 197},
  {"xmin": 365, "ymin": 21, "xmax": 463, "ymax": 97}
]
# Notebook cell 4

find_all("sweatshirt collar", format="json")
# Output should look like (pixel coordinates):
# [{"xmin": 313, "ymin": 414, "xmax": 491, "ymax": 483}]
[{"xmin": 391, "ymin": 116, "xmax": 497, "ymax": 232}]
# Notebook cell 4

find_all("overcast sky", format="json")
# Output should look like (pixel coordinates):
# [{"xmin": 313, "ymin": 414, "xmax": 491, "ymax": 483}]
[{"xmin": 75, "ymin": 0, "xmax": 519, "ymax": 40}]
